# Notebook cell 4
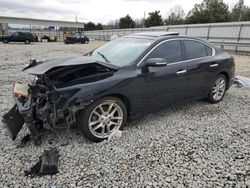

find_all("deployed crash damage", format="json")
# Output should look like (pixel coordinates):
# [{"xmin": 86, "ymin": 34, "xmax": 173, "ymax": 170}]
[
  {"xmin": 2, "ymin": 56, "xmax": 119, "ymax": 145},
  {"xmin": 2, "ymin": 34, "xmax": 235, "ymax": 144}
]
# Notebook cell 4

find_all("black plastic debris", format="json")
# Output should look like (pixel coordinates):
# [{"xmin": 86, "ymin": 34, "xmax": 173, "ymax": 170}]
[
  {"xmin": 2, "ymin": 105, "xmax": 25, "ymax": 140},
  {"xmin": 24, "ymin": 147, "xmax": 60, "ymax": 177},
  {"xmin": 17, "ymin": 134, "xmax": 31, "ymax": 148}
]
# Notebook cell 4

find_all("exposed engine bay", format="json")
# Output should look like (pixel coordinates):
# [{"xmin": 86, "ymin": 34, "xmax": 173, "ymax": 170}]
[{"xmin": 2, "ymin": 57, "xmax": 118, "ymax": 145}]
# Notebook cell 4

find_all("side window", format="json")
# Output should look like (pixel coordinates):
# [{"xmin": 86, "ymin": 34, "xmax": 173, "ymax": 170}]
[
  {"xmin": 183, "ymin": 40, "xmax": 211, "ymax": 60},
  {"xmin": 146, "ymin": 40, "xmax": 182, "ymax": 63},
  {"xmin": 12, "ymin": 32, "xmax": 19, "ymax": 36}
]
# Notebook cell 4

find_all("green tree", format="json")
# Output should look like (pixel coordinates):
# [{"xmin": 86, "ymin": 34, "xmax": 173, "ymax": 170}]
[
  {"xmin": 186, "ymin": 0, "xmax": 230, "ymax": 24},
  {"xmin": 119, "ymin": 15, "xmax": 135, "ymax": 29},
  {"xmin": 96, "ymin": 23, "xmax": 103, "ymax": 30},
  {"xmin": 144, "ymin": 11, "xmax": 163, "ymax": 28},
  {"xmin": 231, "ymin": 0, "xmax": 250, "ymax": 21},
  {"xmin": 84, "ymin": 22, "xmax": 96, "ymax": 31}
]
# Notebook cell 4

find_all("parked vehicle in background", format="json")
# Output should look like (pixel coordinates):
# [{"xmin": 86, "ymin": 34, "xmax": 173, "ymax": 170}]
[
  {"xmin": 3, "ymin": 32, "xmax": 235, "ymax": 145},
  {"xmin": 64, "ymin": 35, "xmax": 89, "ymax": 44},
  {"xmin": 41, "ymin": 35, "xmax": 51, "ymax": 42},
  {"xmin": 1, "ymin": 32, "xmax": 36, "ymax": 44}
]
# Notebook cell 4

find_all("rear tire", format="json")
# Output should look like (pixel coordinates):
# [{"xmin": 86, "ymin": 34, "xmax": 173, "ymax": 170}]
[
  {"xmin": 207, "ymin": 74, "xmax": 227, "ymax": 103},
  {"xmin": 77, "ymin": 97, "xmax": 127, "ymax": 142}
]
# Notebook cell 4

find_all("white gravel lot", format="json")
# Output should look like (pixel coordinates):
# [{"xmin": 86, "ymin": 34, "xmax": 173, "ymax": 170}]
[{"xmin": 0, "ymin": 42, "xmax": 250, "ymax": 188}]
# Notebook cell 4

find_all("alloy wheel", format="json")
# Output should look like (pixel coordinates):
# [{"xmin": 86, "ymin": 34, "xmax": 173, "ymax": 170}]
[
  {"xmin": 88, "ymin": 101, "xmax": 123, "ymax": 138},
  {"xmin": 212, "ymin": 77, "xmax": 226, "ymax": 101}
]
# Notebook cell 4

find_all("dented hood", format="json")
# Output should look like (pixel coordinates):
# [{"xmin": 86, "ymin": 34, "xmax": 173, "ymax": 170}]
[{"xmin": 23, "ymin": 56, "xmax": 119, "ymax": 75}]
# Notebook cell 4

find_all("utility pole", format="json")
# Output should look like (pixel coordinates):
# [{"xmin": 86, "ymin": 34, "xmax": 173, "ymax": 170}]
[
  {"xmin": 238, "ymin": 0, "xmax": 244, "ymax": 22},
  {"xmin": 143, "ymin": 11, "xmax": 146, "ymax": 28},
  {"xmin": 75, "ymin": 15, "xmax": 80, "ymax": 33}
]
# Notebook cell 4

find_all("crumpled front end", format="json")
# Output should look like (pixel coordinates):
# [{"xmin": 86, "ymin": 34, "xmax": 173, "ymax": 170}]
[
  {"xmin": 3, "ymin": 76, "xmax": 79, "ymax": 145},
  {"xmin": 2, "ymin": 57, "xmax": 117, "ymax": 145}
]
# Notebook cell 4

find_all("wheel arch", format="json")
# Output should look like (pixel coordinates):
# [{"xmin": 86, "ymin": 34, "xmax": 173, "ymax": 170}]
[
  {"xmin": 218, "ymin": 71, "xmax": 230, "ymax": 90},
  {"xmin": 100, "ymin": 93, "xmax": 131, "ymax": 117}
]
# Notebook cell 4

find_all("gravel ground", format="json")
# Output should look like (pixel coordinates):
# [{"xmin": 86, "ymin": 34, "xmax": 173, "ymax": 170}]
[{"xmin": 0, "ymin": 42, "xmax": 250, "ymax": 188}]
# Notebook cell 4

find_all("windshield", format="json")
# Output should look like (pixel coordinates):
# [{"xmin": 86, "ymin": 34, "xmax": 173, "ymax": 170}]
[{"xmin": 89, "ymin": 37, "xmax": 153, "ymax": 66}]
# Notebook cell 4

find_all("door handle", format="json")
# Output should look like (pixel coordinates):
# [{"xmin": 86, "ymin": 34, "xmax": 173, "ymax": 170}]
[
  {"xmin": 176, "ymin": 70, "xmax": 187, "ymax": 75},
  {"xmin": 209, "ymin": 64, "xmax": 218, "ymax": 68}
]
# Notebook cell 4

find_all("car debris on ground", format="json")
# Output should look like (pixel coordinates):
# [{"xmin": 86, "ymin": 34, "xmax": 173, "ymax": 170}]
[
  {"xmin": 108, "ymin": 129, "xmax": 122, "ymax": 142},
  {"xmin": 233, "ymin": 76, "xmax": 250, "ymax": 87},
  {"xmin": 24, "ymin": 147, "xmax": 60, "ymax": 177}
]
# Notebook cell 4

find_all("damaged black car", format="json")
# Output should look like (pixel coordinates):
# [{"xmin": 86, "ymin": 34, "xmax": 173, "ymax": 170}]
[{"xmin": 3, "ymin": 32, "xmax": 235, "ymax": 144}]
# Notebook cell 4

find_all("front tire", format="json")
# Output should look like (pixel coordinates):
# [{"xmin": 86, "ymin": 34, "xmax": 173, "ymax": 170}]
[
  {"xmin": 25, "ymin": 40, "xmax": 30, "ymax": 44},
  {"xmin": 77, "ymin": 97, "xmax": 127, "ymax": 142},
  {"xmin": 207, "ymin": 74, "xmax": 227, "ymax": 103},
  {"xmin": 3, "ymin": 39, "xmax": 8, "ymax": 44}
]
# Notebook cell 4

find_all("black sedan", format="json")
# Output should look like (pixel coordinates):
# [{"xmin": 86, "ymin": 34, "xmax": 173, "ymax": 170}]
[
  {"xmin": 3, "ymin": 32, "xmax": 235, "ymax": 144},
  {"xmin": 64, "ymin": 35, "xmax": 89, "ymax": 44}
]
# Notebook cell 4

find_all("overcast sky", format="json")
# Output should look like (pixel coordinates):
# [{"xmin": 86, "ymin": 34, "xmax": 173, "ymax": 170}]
[{"xmin": 0, "ymin": 0, "xmax": 249, "ymax": 24}]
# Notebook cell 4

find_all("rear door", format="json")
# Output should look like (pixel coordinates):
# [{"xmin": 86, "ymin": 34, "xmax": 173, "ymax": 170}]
[
  {"xmin": 182, "ymin": 39, "xmax": 218, "ymax": 99},
  {"xmin": 75, "ymin": 36, "xmax": 81, "ymax": 43},
  {"xmin": 80, "ymin": 35, "xmax": 85, "ymax": 43}
]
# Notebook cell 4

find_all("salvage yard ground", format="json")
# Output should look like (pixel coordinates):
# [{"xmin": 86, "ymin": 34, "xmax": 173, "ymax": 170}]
[{"xmin": 0, "ymin": 42, "xmax": 250, "ymax": 187}]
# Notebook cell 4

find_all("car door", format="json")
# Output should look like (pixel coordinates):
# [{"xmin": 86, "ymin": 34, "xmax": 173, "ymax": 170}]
[
  {"xmin": 17, "ymin": 32, "xmax": 25, "ymax": 42},
  {"xmin": 10, "ymin": 32, "xmax": 19, "ymax": 42},
  {"xmin": 80, "ymin": 35, "xmax": 85, "ymax": 43},
  {"xmin": 75, "ymin": 36, "xmax": 81, "ymax": 43},
  {"xmin": 136, "ymin": 39, "xmax": 188, "ymax": 111},
  {"xmin": 182, "ymin": 39, "xmax": 219, "ymax": 99}
]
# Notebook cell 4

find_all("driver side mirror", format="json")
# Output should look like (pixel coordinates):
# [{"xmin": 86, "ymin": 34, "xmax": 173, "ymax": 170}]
[
  {"xmin": 142, "ymin": 58, "xmax": 167, "ymax": 72},
  {"xmin": 145, "ymin": 58, "xmax": 168, "ymax": 67}
]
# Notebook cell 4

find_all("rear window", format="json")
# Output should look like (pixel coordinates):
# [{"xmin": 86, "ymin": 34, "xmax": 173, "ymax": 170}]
[
  {"xmin": 183, "ymin": 40, "xmax": 212, "ymax": 60},
  {"xmin": 22, "ymin": 33, "xmax": 32, "ymax": 37}
]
